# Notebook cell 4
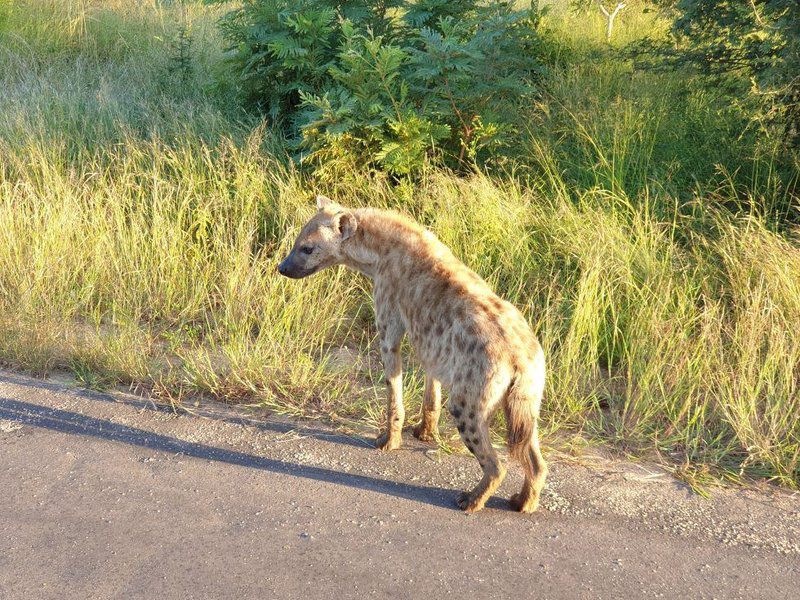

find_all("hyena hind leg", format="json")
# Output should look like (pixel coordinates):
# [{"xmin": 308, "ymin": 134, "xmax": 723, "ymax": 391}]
[
  {"xmin": 413, "ymin": 376, "xmax": 441, "ymax": 442},
  {"xmin": 451, "ymin": 398, "xmax": 506, "ymax": 514},
  {"xmin": 508, "ymin": 419, "xmax": 548, "ymax": 513}
]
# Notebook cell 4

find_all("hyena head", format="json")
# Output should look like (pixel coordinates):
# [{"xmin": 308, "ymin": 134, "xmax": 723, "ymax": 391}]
[{"xmin": 277, "ymin": 194, "xmax": 358, "ymax": 279}]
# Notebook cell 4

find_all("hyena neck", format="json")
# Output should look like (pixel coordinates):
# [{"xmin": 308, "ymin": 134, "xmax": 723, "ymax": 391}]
[
  {"xmin": 341, "ymin": 208, "xmax": 428, "ymax": 279},
  {"xmin": 341, "ymin": 242, "xmax": 380, "ymax": 278}
]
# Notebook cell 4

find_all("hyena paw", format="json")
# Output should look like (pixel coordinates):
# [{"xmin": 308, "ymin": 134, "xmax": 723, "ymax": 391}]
[
  {"xmin": 375, "ymin": 431, "xmax": 402, "ymax": 452},
  {"xmin": 508, "ymin": 492, "xmax": 540, "ymax": 514},
  {"xmin": 412, "ymin": 422, "xmax": 438, "ymax": 442},
  {"xmin": 456, "ymin": 490, "xmax": 485, "ymax": 515}
]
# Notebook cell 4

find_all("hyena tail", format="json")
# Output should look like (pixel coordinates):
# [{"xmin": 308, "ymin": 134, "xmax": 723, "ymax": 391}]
[{"xmin": 503, "ymin": 348, "xmax": 548, "ymax": 513}]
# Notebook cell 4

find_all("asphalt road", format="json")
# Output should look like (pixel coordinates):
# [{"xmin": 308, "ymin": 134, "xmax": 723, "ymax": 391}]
[{"xmin": 1, "ymin": 371, "xmax": 798, "ymax": 599}]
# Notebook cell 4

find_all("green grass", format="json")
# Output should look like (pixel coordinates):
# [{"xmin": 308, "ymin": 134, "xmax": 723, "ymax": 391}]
[{"xmin": 0, "ymin": 0, "xmax": 798, "ymax": 487}]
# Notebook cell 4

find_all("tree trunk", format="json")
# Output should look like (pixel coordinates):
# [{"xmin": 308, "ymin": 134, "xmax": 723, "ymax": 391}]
[{"xmin": 597, "ymin": 2, "xmax": 627, "ymax": 43}]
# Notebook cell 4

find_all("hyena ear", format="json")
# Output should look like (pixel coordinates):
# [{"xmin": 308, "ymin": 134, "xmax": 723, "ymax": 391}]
[
  {"xmin": 316, "ymin": 194, "xmax": 338, "ymax": 211},
  {"xmin": 334, "ymin": 211, "xmax": 357, "ymax": 241}
]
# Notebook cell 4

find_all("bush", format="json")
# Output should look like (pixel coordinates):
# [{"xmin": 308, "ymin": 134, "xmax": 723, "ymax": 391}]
[
  {"xmin": 217, "ymin": 0, "xmax": 546, "ymax": 176},
  {"xmin": 651, "ymin": 1, "xmax": 799, "ymax": 152}
]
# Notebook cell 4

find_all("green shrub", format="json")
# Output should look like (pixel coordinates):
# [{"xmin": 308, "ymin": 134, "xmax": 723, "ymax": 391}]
[
  {"xmin": 216, "ymin": 0, "xmax": 546, "ymax": 176},
  {"xmin": 644, "ymin": 1, "xmax": 800, "ymax": 153}
]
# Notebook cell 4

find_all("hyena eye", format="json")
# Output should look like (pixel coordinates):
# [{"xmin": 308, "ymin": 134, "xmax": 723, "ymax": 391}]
[{"xmin": 300, "ymin": 245, "xmax": 314, "ymax": 255}]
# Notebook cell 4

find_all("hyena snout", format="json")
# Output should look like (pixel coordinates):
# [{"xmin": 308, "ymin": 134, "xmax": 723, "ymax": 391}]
[{"xmin": 277, "ymin": 254, "xmax": 309, "ymax": 279}]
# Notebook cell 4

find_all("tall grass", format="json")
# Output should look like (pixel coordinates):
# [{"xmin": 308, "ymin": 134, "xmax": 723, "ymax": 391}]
[{"xmin": 0, "ymin": 1, "xmax": 797, "ymax": 485}]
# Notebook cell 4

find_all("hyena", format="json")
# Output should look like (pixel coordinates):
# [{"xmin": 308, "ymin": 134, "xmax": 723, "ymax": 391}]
[{"xmin": 278, "ymin": 195, "xmax": 547, "ymax": 514}]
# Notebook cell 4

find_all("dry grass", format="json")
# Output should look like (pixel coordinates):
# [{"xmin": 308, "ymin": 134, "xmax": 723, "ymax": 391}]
[{"xmin": 0, "ymin": 0, "xmax": 798, "ymax": 486}]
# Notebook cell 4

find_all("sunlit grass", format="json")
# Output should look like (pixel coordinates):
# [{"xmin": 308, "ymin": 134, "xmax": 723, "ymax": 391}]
[{"xmin": 0, "ymin": 0, "xmax": 797, "ymax": 486}]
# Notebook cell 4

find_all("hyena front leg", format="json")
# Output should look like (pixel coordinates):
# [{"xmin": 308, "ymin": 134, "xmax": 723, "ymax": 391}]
[
  {"xmin": 375, "ymin": 311, "xmax": 405, "ymax": 452},
  {"xmin": 413, "ymin": 376, "xmax": 441, "ymax": 442},
  {"xmin": 451, "ymin": 395, "xmax": 506, "ymax": 514}
]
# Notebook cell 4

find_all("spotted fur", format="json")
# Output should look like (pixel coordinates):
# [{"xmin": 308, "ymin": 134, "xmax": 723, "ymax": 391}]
[{"xmin": 278, "ymin": 195, "xmax": 547, "ymax": 514}]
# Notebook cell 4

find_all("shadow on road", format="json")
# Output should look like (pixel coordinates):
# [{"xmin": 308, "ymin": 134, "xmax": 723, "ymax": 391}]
[
  {"xmin": 0, "ymin": 373, "xmax": 374, "ymax": 450},
  {"xmin": 0, "ymin": 395, "xmax": 480, "ymax": 512}
]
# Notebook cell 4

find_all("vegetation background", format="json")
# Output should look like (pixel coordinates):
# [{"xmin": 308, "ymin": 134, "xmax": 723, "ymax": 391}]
[{"xmin": 0, "ymin": 0, "xmax": 797, "ymax": 491}]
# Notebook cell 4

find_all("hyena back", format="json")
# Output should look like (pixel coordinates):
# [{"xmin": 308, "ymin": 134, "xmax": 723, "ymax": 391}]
[{"xmin": 278, "ymin": 195, "xmax": 547, "ymax": 514}]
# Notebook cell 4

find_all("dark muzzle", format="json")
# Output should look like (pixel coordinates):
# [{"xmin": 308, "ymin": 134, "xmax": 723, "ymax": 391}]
[{"xmin": 277, "ymin": 255, "xmax": 307, "ymax": 279}]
